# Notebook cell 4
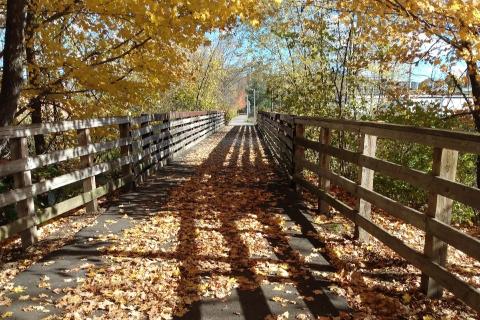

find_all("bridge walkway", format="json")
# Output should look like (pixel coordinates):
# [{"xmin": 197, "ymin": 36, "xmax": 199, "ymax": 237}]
[{"xmin": 0, "ymin": 118, "xmax": 348, "ymax": 319}]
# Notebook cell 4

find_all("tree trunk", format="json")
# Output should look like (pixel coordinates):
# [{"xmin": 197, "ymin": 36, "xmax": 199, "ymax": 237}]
[
  {"xmin": 31, "ymin": 98, "xmax": 46, "ymax": 154},
  {"xmin": 0, "ymin": 0, "xmax": 28, "ymax": 153},
  {"xmin": 25, "ymin": 9, "xmax": 46, "ymax": 155}
]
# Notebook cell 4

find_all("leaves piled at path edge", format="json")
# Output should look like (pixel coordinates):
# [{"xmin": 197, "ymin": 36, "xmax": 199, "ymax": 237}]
[
  {"xmin": 56, "ymin": 127, "xmax": 308, "ymax": 319},
  {"xmin": 304, "ymin": 186, "xmax": 480, "ymax": 319}
]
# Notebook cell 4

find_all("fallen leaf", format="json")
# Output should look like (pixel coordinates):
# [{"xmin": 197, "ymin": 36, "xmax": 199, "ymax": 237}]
[{"xmin": 11, "ymin": 286, "xmax": 25, "ymax": 294}]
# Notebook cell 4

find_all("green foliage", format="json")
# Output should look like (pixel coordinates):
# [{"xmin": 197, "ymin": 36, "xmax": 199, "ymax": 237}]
[
  {"xmin": 0, "ymin": 179, "xmax": 17, "ymax": 224},
  {"xmin": 374, "ymin": 102, "xmax": 477, "ymax": 223},
  {"xmin": 160, "ymin": 37, "xmax": 246, "ymax": 117},
  {"xmin": 224, "ymin": 109, "xmax": 237, "ymax": 123}
]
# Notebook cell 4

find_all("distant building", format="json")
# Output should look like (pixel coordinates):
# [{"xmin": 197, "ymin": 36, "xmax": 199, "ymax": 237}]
[{"xmin": 409, "ymin": 95, "xmax": 472, "ymax": 110}]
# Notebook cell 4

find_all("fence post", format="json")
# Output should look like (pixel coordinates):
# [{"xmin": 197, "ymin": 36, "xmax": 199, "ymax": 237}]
[
  {"xmin": 10, "ymin": 137, "xmax": 38, "ymax": 248},
  {"xmin": 292, "ymin": 120, "xmax": 305, "ymax": 193},
  {"xmin": 119, "ymin": 120, "xmax": 133, "ymax": 191},
  {"xmin": 166, "ymin": 112, "xmax": 174, "ymax": 162},
  {"xmin": 354, "ymin": 133, "xmax": 377, "ymax": 242},
  {"xmin": 137, "ymin": 114, "xmax": 150, "ymax": 184},
  {"xmin": 318, "ymin": 127, "xmax": 331, "ymax": 215},
  {"xmin": 214, "ymin": 112, "xmax": 219, "ymax": 132},
  {"xmin": 421, "ymin": 147, "xmax": 458, "ymax": 297},
  {"xmin": 76, "ymin": 128, "xmax": 98, "ymax": 213}
]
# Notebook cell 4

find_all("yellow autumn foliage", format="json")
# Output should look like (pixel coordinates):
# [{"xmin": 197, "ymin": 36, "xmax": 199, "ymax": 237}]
[
  {"xmin": 337, "ymin": 0, "xmax": 480, "ymax": 64},
  {"xmin": 20, "ymin": 0, "xmax": 275, "ymax": 120}
]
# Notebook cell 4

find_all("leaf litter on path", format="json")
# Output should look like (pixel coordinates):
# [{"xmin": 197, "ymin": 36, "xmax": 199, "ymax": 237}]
[{"xmin": 55, "ymin": 126, "xmax": 327, "ymax": 319}]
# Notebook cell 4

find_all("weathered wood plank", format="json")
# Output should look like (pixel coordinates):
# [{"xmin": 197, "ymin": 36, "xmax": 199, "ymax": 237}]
[
  {"xmin": 259, "ymin": 118, "xmax": 293, "ymax": 170},
  {"xmin": 119, "ymin": 122, "xmax": 133, "ymax": 191},
  {"xmin": 130, "ymin": 113, "xmax": 218, "ymax": 138},
  {"xmin": 293, "ymin": 123, "xmax": 305, "ymax": 192},
  {"xmin": 0, "ymin": 176, "xmax": 132, "ymax": 242},
  {"xmin": 355, "ymin": 133, "xmax": 377, "ymax": 242},
  {"xmin": 135, "ymin": 116, "xmax": 222, "ymax": 173},
  {"xmin": 0, "ymin": 137, "xmax": 133, "ymax": 177},
  {"xmin": 258, "ymin": 121, "xmax": 283, "ymax": 162},
  {"xmin": 263, "ymin": 115, "xmax": 294, "ymax": 138},
  {"xmin": 0, "ymin": 154, "xmax": 134, "ymax": 208},
  {"xmin": 171, "ymin": 118, "xmax": 221, "ymax": 153},
  {"xmin": 298, "ymin": 157, "xmax": 480, "ymax": 262},
  {"xmin": 259, "ymin": 126, "xmax": 281, "ymax": 161},
  {"xmin": 0, "ymin": 113, "xmax": 224, "ymax": 242},
  {"xmin": 263, "ymin": 116, "xmax": 294, "ymax": 148},
  {"xmin": 0, "ymin": 117, "xmax": 131, "ymax": 138},
  {"xmin": 20, "ymin": 110, "xmax": 213, "ymax": 171},
  {"xmin": 134, "ymin": 116, "xmax": 150, "ymax": 185},
  {"xmin": 262, "ymin": 111, "xmax": 480, "ymax": 311},
  {"xmin": 299, "ymin": 157, "xmax": 427, "ymax": 230},
  {"xmin": 77, "ymin": 128, "xmax": 98, "ymax": 213},
  {"xmin": 296, "ymin": 136, "xmax": 480, "ymax": 210},
  {"xmin": 0, "ymin": 111, "xmax": 222, "ymax": 138},
  {"xmin": 427, "ymin": 218, "xmax": 480, "ymax": 262},
  {"xmin": 135, "ymin": 114, "xmax": 223, "ymax": 180},
  {"xmin": 293, "ymin": 175, "xmax": 480, "ymax": 312},
  {"xmin": 265, "ymin": 118, "xmax": 295, "ymax": 140},
  {"xmin": 293, "ymin": 115, "xmax": 480, "ymax": 154},
  {"xmin": 10, "ymin": 137, "xmax": 38, "ymax": 248},
  {"xmin": 318, "ymin": 128, "xmax": 331, "ymax": 215},
  {"xmin": 421, "ymin": 148, "xmax": 458, "ymax": 297}
]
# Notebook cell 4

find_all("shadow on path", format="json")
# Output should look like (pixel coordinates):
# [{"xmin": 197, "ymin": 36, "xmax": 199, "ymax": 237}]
[{"xmin": 0, "ymin": 125, "xmax": 348, "ymax": 320}]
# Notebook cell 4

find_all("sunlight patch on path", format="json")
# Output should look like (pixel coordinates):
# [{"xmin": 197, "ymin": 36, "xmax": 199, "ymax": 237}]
[{"xmin": 2, "ymin": 125, "xmax": 346, "ymax": 320}]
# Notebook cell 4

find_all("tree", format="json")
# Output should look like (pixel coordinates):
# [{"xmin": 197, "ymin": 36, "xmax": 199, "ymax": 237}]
[
  {"xmin": 337, "ymin": 0, "xmax": 480, "ymax": 187},
  {"xmin": 0, "ymin": 0, "xmax": 28, "ymax": 152},
  {"xmin": 161, "ymin": 34, "xmax": 251, "ymax": 119},
  {"xmin": 0, "ymin": 0, "xmax": 267, "ymax": 154}
]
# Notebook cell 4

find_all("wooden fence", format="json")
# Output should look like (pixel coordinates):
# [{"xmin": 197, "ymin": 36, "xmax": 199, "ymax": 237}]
[
  {"xmin": 0, "ymin": 111, "xmax": 224, "ymax": 247},
  {"xmin": 257, "ymin": 111, "xmax": 480, "ymax": 312}
]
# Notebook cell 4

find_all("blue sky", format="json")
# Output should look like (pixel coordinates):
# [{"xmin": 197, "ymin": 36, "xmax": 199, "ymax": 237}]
[
  {"xmin": 410, "ymin": 60, "xmax": 467, "ymax": 82},
  {"xmin": 206, "ymin": 29, "xmax": 467, "ymax": 84}
]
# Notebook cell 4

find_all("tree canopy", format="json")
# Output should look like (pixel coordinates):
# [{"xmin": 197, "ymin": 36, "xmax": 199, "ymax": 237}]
[{"xmin": 0, "ymin": 0, "xmax": 479, "ymax": 184}]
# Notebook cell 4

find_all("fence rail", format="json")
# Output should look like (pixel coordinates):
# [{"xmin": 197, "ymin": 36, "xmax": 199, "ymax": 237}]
[
  {"xmin": 257, "ymin": 111, "xmax": 480, "ymax": 312},
  {"xmin": 0, "ymin": 111, "xmax": 224, "ymax": 246}
]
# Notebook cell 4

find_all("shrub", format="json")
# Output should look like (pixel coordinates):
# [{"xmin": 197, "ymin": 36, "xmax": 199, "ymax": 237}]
[{"xmin": 374, "ymin": 101, "xmax": 477, "ymax": 223}]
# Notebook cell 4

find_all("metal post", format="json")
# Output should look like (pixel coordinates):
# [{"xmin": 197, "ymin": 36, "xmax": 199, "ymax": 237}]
[{"xmin": 253, "ymin": 88, "xmax": 256, "ymax": 123}]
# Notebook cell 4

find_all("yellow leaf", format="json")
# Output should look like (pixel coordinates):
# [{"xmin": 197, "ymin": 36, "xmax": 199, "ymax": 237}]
[
  {"xmin": 1, "ymin": 312, "xmax": 13, "ymax": 319},
  {"xmin": 11, "ymin": 286, "xmax": 25, "ymax": 294},
  {"xmin": 402, "ymin": 293, "xmax": 411, "ymax": 304},
  {"xmin": 250, "ymin": 19, "xmax": 260, "ymax": 27}
]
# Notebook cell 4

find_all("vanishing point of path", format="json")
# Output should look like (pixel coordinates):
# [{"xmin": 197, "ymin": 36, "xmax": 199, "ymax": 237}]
[{"xmin": 0, "ymin": 117, "xmax": 348, "ymax": 319}]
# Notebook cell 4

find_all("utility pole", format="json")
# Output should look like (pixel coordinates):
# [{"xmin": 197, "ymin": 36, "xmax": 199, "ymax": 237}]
[
  {"xmin": 407, "ymin": 63, "xmax": 413, "ymax": 100},
  {"xmin": 271, "ymin": 89, "xmax": 273, "ymax": 111},
  {"xmin": 253, "ymin": 88, "xmax": 256, "ymax": 123}
]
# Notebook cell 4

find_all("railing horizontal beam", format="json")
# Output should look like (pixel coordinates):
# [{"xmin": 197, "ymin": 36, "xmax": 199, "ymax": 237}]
[
  {"xmin": 257, "ymin": 111, "xmax": 480, "ymax": 313},
  {"xmin": 0, "ymin": 111, "xmax": 225, "ymax": 245}
]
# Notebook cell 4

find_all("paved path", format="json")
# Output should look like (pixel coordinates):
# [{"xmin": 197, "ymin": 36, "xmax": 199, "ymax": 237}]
[
  {"xmin": 229, "ymin": 115, "xmax": 254, "ymax": 126},
  {"xmin": 0, "ymin": 124, "xmax": 348, "ymax": 319}
]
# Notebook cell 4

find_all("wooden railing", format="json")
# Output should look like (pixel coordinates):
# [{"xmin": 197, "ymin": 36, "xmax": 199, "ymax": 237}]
[
  {"xmin": 257, "ymin": 112, "xmax": 295, "ymax": 176},
  {"xmin": 257, "ymin": 111, "xmax": 480, "ymax": 312},
  {"xmin": 0, "ymin": 111, "xmax": 224, "ymax": 247}
]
